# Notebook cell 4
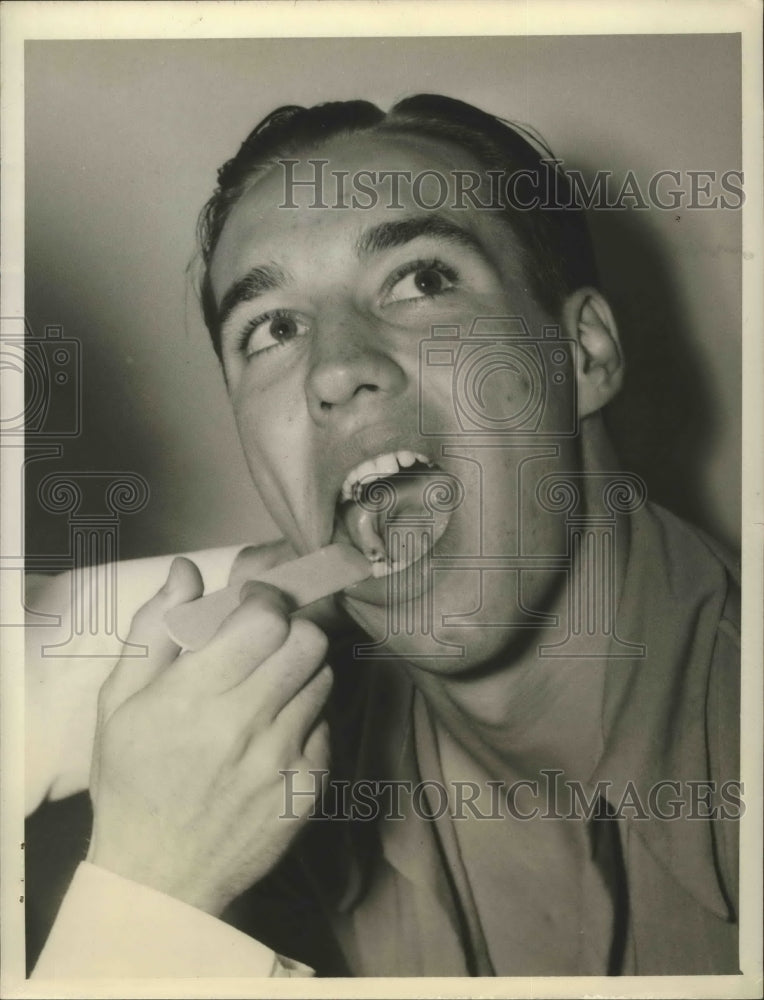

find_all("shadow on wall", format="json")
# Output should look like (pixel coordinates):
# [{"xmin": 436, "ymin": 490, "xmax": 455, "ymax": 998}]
[
  {"xmin": 22, "ymin": 297, "xmax": 171, "ymax": 565},
  {"xmin": 588, "ymin": 207, "xmax": 736, "ymax": 556}
]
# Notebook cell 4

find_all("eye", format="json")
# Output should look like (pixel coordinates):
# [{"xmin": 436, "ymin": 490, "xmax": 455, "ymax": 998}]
[
  {"xmin": 384, "ymin": 260, "xmax": 458, "ymax": 305},
  {"xmin": 239, "ymin": 310, "xmax": 309, "ymax": 358}
]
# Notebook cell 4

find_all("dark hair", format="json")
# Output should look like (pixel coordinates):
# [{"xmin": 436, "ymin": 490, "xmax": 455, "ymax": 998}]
[{"xmin": 197, "ymin": 94, "xmax": 598, "ymax": 358}]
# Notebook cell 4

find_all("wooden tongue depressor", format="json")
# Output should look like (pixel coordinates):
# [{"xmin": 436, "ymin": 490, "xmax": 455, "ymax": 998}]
[{"xmin": 164, "ymin": 542, "xmax": 373, "ymax": 651}]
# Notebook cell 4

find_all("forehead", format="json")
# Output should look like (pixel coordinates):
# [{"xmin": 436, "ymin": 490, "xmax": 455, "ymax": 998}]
[{"xmin": 209, "ymin": 130, "xmax": 511, "ymax": 297}]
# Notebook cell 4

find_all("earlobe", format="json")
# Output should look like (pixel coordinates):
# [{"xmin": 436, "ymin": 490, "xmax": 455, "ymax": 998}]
[{"xmin": 561, "ymin": 288, "xmax": 624, "ymax": 418}]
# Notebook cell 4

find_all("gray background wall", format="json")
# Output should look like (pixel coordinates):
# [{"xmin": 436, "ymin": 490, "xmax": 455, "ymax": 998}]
[{"xmin": 25, "ymin": 35, "xmax": 742, "ymax": 561}]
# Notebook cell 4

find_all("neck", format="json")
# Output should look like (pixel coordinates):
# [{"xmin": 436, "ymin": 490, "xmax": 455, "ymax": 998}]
[
  {"xmin": 411, "ymin": 418, "xmax": 631, "ymax": 784},
  {"xmin": 411, "ymin": 597, "xmax": 611, "ymax": 786}
]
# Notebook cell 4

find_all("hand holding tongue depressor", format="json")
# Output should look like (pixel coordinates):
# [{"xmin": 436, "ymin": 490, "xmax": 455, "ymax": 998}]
[{"xmin": 164, "ymin": 543, "xmax": 372, "ymax": 652}]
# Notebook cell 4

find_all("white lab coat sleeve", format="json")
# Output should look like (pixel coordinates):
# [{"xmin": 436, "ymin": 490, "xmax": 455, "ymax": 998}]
[
  {"xmin": 31, "ymin": 862, "xmax": 314, "ymax": 978},
  {"xmin": 25, "ymin": 544, "xmax": 249, "ymax": 814}
]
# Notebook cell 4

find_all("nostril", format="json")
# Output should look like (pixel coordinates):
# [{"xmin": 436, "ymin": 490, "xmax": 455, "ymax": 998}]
[{"xmin": 320, "ymin": 383, "xmax": 378, "ymax": 411}]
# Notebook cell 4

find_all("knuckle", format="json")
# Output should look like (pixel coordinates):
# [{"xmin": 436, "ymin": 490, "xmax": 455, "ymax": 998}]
[
  {"xmin": 289, "ymin": 618, "xmax": 329, "ymax": 660},
  {"xmin": 311, "ymin": 664, "xmax": 334, "ymax": 702},
  {"xmin": 293, "ymin": 671, "xmax": 333, "ymax": 734},
  {"xmin": 253, "ymin": 732, "xmax": 286, "ymax": 777},
  {"xmin": 130, "ymin": 600, "xmax": 157, "ymax": 633},
  {"xmin": 241, "ymin": 597, "xmax": 290, "ymax": 646},
  {"xmin": 260, "ymin": 609, "xmax": 291, "ymax": 648},
  {"xmin": 293, "ymin": 666, "xmax": 334, "ymax": 719}
]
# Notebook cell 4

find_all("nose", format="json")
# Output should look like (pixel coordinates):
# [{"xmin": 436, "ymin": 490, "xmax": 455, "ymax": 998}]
[{"xmin": 305, "ymin": 311, "xmax": 406, "ymax": 424}]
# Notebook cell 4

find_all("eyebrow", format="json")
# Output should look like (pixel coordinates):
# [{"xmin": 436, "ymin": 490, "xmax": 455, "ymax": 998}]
[
  {"xmin": 217, "ymin": 214, "xmax": 489, "ymax": 336},
  {"xmin": 217, "ymin": 263, "xmax": 289, "ymax": 335},
  {"xmin": 356, "ymin": 214, "xmax": 487, "ymax": 259}
]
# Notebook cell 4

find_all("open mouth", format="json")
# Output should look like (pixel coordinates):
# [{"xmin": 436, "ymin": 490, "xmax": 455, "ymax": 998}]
[{"xmin": 334, "ymin": 449, "xmax": 454, "ymax": 578}]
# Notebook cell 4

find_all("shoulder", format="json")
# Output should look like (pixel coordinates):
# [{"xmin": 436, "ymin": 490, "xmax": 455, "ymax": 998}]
[
  {"xmin": 656, "ymin": 506, "xmax": 742, "ymax": 914},
  {"xmin": 644, "ymin": 502, "xmax": 740, "ymax": 734}
]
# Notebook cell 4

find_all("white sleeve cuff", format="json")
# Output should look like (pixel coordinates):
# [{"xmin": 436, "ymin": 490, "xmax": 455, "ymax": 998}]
[{"xmin": 32, "ymin": 862, "xmax": 314, "ymax": 979}]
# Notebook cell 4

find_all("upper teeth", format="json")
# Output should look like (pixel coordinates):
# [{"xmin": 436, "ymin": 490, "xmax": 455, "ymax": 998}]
[{"xmin": 340, "ymin": 450, "xmax": 432, "ymax": 502}]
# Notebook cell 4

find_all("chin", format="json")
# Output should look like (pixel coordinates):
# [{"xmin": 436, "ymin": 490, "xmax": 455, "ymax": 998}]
[{"xmin": 338, "ymin": 569, "xmax": 539, "ymax": 678}]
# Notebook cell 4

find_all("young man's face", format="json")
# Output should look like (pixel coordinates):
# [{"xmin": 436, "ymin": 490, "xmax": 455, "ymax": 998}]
[{"xmin": 209, "ymin": 132, "xmax": 581, "ymax": 673}]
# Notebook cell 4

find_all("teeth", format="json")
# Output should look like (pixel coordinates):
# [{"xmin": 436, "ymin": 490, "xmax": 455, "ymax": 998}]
[
  {"xmin": 374, "ymin": 453, "xmax": 399, "ymax": 478},
  {"xmin": 340, "ymin": 450, "xmax": 433, "ymax": 502},
  {"xmin": 353, "ymin": 460, "xmax": 376, "ymax": 489}
]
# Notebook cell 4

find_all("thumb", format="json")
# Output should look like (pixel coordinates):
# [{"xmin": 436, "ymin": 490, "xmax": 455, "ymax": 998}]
[{"xmin": 101, "ymin": 557, "xmax": 204, "ymax": 715}]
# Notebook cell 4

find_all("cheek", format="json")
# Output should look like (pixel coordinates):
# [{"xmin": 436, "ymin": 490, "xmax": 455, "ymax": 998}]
[
  {"xmin": 232, "ymin": 409, "xmax": 302, "ymax": 543},
  {"xmin": 230, "ymin": 385, "xmax": 266, "ymax": 459},
  {"xmin": 418, "ymin": 366, "xmax": 459, "ymax": 432},
  {"xmin": 419, "ymin": 363, "xmax": 537, "ymax": 436},
  {"xmin": 232, "ymin": 384, "xmax": 317, "ymax": 505},
  {"xmin": 231, "ymin": 389, "xmax": 290, "ymax": 491},
  {"xmin": 231, "ymin": 370, "xmax": 304, "ymax": 454}
]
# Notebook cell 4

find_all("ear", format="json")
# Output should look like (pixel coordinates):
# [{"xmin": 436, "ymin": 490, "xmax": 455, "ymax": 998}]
[{"xmin": 560, "ymin": 288, "xmax": 624, "ymax": 418}]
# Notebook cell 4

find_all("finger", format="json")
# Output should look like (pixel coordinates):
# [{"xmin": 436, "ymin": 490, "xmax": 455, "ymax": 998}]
[
  {"xmin": 163, "ymin": 581, "xmax": 292, "ymax": 694},
  {"xmin": 227, "ymin": 538, "xmax": 296, "ymax": 589},
  {"xmin": 303, "ymin": 719, "xmax": 331, "ymax": 770},
  {"xmin": 101, "ymin": 557, "xmax": 203, "ymax": 714},
  {"xmin": 232, "ymin": 618, "xmax": 329, "ymax": 722},
  {"xmin": 292, "ymin": 593, "xmax": 351, "ymax": 636},
  {"xmin": 237, "ymin": 667, "xmax": 332, "ymax": 781},
  {"xmin": 270, "ymin": 664, "xmax": 333, "ymax": 759}
]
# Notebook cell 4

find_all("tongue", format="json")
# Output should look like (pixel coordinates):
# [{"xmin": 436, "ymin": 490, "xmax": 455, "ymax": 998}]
[
  {"xmin": 340, "ymin": 470, "xmax": 452, "ymax": 576},
  {"xmin": 341, "ymin": 502, "xmax": 389, "ymax": 574}
]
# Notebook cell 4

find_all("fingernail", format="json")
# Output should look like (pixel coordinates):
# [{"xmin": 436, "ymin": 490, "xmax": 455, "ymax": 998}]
[
  {"xmin": 239, "ymin": 579, "xmax": 278, "ymax": 602},
  {"xmin": 239, "ymin": 580, "xmax": 295, "ymax": 613}
]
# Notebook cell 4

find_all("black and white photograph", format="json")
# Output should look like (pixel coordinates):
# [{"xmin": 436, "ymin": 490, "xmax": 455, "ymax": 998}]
[{"xmin": 1, "ymin": 2, "xmax": 761, "ymax": 997}]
